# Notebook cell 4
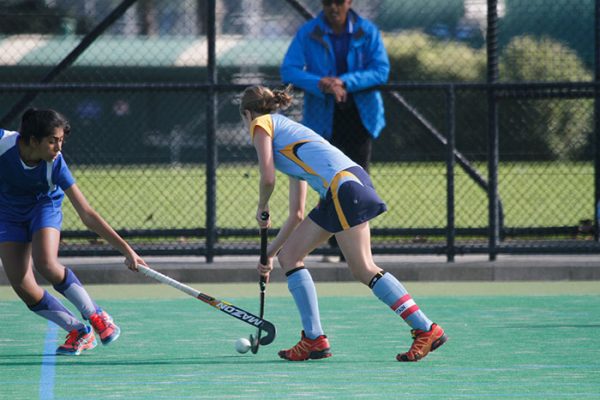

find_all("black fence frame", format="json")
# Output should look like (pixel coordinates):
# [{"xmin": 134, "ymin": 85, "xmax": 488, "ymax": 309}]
[{"xmin": 1, "ymin": 0, "xmax": 599, "ymax": 262}]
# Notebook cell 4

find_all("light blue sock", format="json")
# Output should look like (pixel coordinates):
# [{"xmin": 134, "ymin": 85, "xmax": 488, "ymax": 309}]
[
  {"xmin": 287, "ymin": 268, "xmax": 324, "ymax": 339},
  {"xmin": 371, "ymin": 272, "xmax": 433, "ymax": 331},
  {"xmin": 53, "ymin": 268, "xmax": 99, "ymax": 319},
  {"xmin": 28, "ymin": 290, "xmax": 86, "ymax": 332}
]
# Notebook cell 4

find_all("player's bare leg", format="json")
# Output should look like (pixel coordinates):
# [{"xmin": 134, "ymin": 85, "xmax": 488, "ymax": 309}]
[
  {"xmin": 0, "ymin": 241, "xmax": 95, "ymax": 355},
  {"xmin": 336, "ymin": 222, "xmax": 447, "ymax": 362},
  {"xmin": 334, "ymin": 221, "xmax": 381, "ymax": 285}
]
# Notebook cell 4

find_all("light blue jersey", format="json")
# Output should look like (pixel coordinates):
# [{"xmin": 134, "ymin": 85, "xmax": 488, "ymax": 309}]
[
  {"xmin": 0, "ymin": 129, "xmax": 75, "ymax": 221},
  {"xmin": 250, "ymin": 114, "xmax": 357, "ymax": 198}
]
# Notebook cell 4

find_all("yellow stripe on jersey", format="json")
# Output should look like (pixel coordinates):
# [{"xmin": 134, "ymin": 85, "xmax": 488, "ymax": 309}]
[
  {"xmin": 250, "ymin": 114, "xmax": 274, "ymax": 140},
  {"xmin": 279, "ymin": 141, "xmax": 328, "ymax": 188}
]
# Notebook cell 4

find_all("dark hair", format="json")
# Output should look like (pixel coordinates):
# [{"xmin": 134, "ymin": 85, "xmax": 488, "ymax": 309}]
[
  {"xmin": 19, "ymin": 108, "xmax": 71, "ymax": 144},
  {"xmin": 239, "ymin": 85, "xmax": 293, "ymax": 117}
]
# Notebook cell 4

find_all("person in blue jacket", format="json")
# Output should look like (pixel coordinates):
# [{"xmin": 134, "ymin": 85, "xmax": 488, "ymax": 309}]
[
  {"xmin": 280, "ymin": 0, "xmax": 389, "ymax": 171},
  {"xmin": 281, "ymin": 0, "xmax": 390, "ymax": 261},
  {"xmin": 0, "ymin": 108, "xmax": 146, "ymax": 356}
]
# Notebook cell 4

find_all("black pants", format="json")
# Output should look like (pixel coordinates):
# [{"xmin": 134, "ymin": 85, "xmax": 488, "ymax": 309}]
[
  {"xmin": 328, "ymin": 100, "xmax": 373, "ymax": 251},
  {"xmin": 330, "ymin": 100, "xmax": 372, "ymax": 171}
]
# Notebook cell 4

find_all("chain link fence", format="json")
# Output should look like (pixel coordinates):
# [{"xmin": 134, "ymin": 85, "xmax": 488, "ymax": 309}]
[{"xmin": 1, "ymin": 0, "xmax": 598, "ymax": 260}]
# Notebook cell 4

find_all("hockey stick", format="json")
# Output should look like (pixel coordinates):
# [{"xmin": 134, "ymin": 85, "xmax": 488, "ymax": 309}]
[
  {"xmin": 137, "ymin": 264, "xmax": 276, "ymax": 346},
  {"xmin": 250, "ymin": 213, "xmax": 269, "ymax": 353}
]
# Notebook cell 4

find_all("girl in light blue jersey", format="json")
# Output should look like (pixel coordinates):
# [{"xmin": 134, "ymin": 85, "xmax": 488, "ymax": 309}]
[
  {"xmin": 240, "ymin": 85, "xmax": 447, "ymax": 362},
  {"xmin": 0, "ymin": 108, "xmax": 146, "ymax": 356}
]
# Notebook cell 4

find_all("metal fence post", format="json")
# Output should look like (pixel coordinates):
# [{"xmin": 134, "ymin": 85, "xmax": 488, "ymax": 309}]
[
  {"xmin": 446, "ymin": 85, "xmax": 456, "ymax": 262},
  {"xmin": 487, "ymin": 0, "xmax": 500, "ymax": 260},
  {"xmin": 205, "ymin": 0, "xmax": 217, "ymax": 262},
  {"xmin": 595, "ymin": 0, "xmax": 600, "ymax": 242}
]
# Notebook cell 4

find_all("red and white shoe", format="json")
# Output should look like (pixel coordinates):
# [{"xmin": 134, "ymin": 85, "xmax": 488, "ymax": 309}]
[
  {"xmin": 56, "ymin": 326, "xmax": 97, "ymax": 356},
  {"xmin": 397, "ymin": 323, "xmax": 448, "ymax": 362},
  {"xmin": 278, "ymin": 331, "xmax": 332, "ymax": 361},
  {"xmin": 89, "ymin": 310, "xmax": 120, "ymax": 345}
]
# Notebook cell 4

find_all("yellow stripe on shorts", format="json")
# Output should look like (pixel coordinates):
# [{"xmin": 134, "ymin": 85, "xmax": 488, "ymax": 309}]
[{"xmin": 329, "ymin": 171, "xmax": 361, "ymax": 230}]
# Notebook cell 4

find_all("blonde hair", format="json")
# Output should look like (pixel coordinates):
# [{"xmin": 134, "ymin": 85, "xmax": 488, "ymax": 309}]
[{"xmin": 240, "ymin": 85, "xmax": 293, "ymax": 117}]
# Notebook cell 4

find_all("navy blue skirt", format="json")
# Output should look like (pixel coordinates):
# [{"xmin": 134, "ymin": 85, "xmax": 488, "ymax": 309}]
[{"xmin": 308, "ymin": 166, "xmax": 387, "ymax": 233}]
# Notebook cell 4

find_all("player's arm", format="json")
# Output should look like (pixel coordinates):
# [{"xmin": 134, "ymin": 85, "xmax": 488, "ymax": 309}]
[
  {"xmin": 253, "ymin": 126, "xmax": 275, "ymax": 229},
  {"xmin": 64, "ymin": 183, "xmax": 146, "ymax": 270},
  {"xmin": 264, "ymin": 177, "xmax": 307, "ymax": 259}
]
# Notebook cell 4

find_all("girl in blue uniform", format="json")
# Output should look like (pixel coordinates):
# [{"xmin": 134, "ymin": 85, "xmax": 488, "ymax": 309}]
[
  {"xmin": 0, "ymin": 108, "xmax": 146, "ymax": 355},
  {"xmin": 240, "ymin": 86, "xmax": 447, "ymax": 362}
]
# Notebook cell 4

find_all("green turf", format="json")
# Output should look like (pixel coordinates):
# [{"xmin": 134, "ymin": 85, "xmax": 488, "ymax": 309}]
[{"xmin": 1, "ymin": 283, "xmax": 599, "ymax": 399}]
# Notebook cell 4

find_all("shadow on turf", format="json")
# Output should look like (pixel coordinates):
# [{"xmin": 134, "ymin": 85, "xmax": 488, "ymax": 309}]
[
  {"xmin": 500, "ymin": 324, "xmax": 600, "ymax": 329},
  {"xmin": 0, "ymin": 354, "xmax": 289, "ymax": 367}
]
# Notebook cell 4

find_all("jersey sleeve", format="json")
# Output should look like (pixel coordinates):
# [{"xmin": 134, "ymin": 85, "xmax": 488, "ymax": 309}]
[
  {"xmin": 250, "ymin": 114, "xmax": 274, "ymax": 141},
  {"xmin": 53, "ymin": 154, "xmax": 76, "ymax": 190}
]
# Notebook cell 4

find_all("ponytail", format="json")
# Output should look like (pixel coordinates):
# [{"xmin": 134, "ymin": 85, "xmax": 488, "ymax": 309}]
[{"xmin": 240, "ymin": 85, "xmax": 294, "ymax": 117}]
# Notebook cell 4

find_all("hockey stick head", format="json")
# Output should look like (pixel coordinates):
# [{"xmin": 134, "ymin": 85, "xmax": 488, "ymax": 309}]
[
  {"xmin": 259, "ymin": 323, "xmax": 276, "ymax": 345},
  {"xmin": 249, "ymin": 321, "xmax": 277, "ymax": 354},
  {"xmin": 249, "ymin": 332, "xmax": 260, "ymax": 354}
]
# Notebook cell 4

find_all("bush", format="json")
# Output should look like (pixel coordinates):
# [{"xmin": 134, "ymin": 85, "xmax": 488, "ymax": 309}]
[
  {"xmin": 376, "ymin": 32, "xmax": 592, "ymax": 161},
  {"xmin": 384, "ymin": 31, "xmax": 486, "ymax": 82},
  {"xmin": 499, "ymin": 36, "xmax": 593, "ymax": 160},
  {"xmin": 379, "ymin": 32, "xmax": 487, "ymax": 161},
  {"xmin": 500, "ymin": 0, "xmax": 594, "ymax": 68}
]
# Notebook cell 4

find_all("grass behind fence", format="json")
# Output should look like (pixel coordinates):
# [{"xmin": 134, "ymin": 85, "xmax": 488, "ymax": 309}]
[{"xmin": 64, "ymin": 162, "xmax": 593, "ymax": 232}]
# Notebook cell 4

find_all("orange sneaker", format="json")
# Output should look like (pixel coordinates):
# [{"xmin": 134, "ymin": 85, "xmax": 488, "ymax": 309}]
[
  {"xmin": 89, "ymin": 310, "xmax": 120, "ymax": 345},
  {"xmin": 56, "ymin": 326, "xmax": 97, "ymax": 356},
  {"xmin": 397, "ymin": 323, "xmax": 448, "ymax": 362},
  {"xmin": 278, "ymin": 331, "xmax": 332, "ymax": 361}
]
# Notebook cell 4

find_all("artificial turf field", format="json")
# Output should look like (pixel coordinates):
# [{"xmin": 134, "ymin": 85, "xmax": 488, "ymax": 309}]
[{"xmin": 1, "ymin": 282, "xmax": 600, "ymax": 400}]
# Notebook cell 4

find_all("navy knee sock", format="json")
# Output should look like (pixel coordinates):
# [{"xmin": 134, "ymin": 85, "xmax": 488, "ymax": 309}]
[
  {"xmin": 53, "ymin": 268, "xmax": 99, "ymax": 319},
  {"xmin": 28, "ymin": 290, "xmax": 86, "ymax": 332}
]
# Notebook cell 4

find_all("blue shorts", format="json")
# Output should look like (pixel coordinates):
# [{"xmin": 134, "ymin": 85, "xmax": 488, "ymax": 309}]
[
  {"xmin": 308, "ymin": 166, "xmax": 387, "ymax": 233},
  {"xmin": 0, "ymin": 200, "xmax": 63, "ymax": 243}
]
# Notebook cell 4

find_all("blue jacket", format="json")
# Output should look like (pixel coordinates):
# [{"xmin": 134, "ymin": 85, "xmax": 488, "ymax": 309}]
[{"xmin": 280, "ymin": 10, "xmax": 390, "ymax": 140}]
